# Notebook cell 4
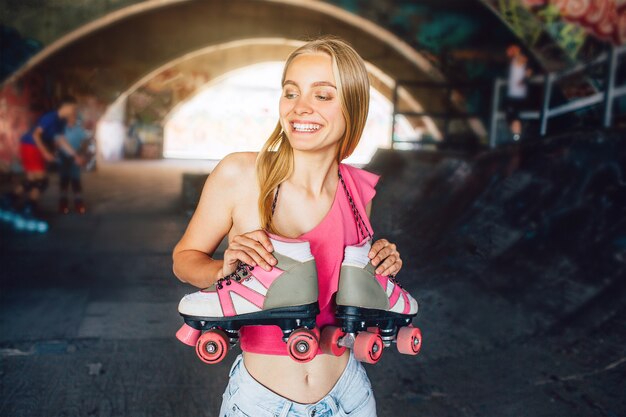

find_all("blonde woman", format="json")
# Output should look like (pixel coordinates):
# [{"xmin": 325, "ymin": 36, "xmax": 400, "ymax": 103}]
[{"xmin": 173, "ymin": 36, "xmax": 404, "ymax": 417}]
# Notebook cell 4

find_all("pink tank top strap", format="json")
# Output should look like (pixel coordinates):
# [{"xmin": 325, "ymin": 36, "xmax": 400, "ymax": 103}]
[{"xmin": 336, "ymin": 163, "xmax": 379, "ymax": 241}]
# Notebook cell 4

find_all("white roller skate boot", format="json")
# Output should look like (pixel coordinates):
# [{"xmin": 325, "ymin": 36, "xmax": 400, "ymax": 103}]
[
  {"xmin": 176, "ymin": 237, "xmax": 320, "ymax": 364},
  {"xmin": 322, "ymin": 239, "xmax": 421, "ymax": 363}
]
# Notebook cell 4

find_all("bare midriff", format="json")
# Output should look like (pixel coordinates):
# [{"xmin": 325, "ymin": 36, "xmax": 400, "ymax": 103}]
[{"xmin": 242, "ymin": 350, "xmax": 350, "ymax": 403}]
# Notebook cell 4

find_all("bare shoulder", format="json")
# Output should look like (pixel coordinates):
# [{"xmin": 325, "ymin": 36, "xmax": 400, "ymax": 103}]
[
  {"xmin": 209, "ymin": 152, "xmax": 258, "ymax": 190},
  {"xmin": 211, "ymin": 152, "xmax": 257, "ymax": 180}
]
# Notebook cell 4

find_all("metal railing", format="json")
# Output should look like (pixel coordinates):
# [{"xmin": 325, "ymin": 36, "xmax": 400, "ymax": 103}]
[
  {"xmin": 489, "ymin": 45, "xmax": 626, "ymax": 148},
  {"xmin": 391, "ymin": 80, "xmax": 490, "ymax": 148},
  {"xmin": 540, "ymin": 45, "xmax": 625, "ymax": 135}
]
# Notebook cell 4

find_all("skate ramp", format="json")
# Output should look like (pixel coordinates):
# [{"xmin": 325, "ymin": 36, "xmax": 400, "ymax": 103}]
[{"xmin": 364, "ymin": 129, "xmax": 626, "ymax": 415}]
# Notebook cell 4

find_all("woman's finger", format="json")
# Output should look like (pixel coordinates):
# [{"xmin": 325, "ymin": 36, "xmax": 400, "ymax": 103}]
[
  {"xmin": 371, "ymin": 246, "xmax": 397, "ymax": 266},
  {"xmin": 234, "ymin": 235, "xmax": 276, "ymax": 266},
  {"xmin": 224, "ymin": 247, "xmax": 256, "ymax": 265},
  {"xmin": 246, "ymin": 229, "xmax": 274, "ymax": 253},
  {"xmin": 375, "ymin": 255, "xmax": 397, "ymax": 275},
  {"xmin": 368, "ymin": 239, "xmax": 388, "ymax": 259},
  {"xmin": 381, "ymin": 258, "xmax": 402, "ymax": 277},
  {"xmin": 223, "ymin": 249, "xmax": 257, "ymax": 271},
  {"xmin": 228, "ymin": 244, "xmax": 273, "ymax": 271}
]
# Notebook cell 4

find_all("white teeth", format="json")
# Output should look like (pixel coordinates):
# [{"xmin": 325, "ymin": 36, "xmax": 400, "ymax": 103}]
[{"xmin": 292, "ymin": 123, "xmax": 321, "ymax": 132}]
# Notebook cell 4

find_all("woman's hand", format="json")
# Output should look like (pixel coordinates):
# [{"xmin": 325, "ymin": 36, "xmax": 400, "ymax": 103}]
[
  {"xmin": 222, "ymin": 230, "xmax": 277, "ymax": 277},
  {"xmin": 368, "ymin": 239, "xmax": 402, "ymax": 277}
]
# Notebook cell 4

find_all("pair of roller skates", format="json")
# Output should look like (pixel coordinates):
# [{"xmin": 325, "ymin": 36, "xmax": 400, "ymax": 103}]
[
  {"xmin": 175, "ymin": 237, "xmax": 421, "ymax": 364},
  {"xmin": 59, "ymin": 198, "xmax": 86, "ymax": 215}
]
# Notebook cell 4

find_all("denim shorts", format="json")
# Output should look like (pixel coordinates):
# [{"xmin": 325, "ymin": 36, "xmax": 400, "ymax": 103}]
[{"xmin": 219, "ymin": 353, "xmax": 377, "ymax": 417}]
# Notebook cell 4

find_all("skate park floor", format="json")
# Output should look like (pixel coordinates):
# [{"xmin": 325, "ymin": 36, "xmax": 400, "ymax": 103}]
[{"xmin": 1, "ymin": 144, "xmax": 625, "ymax": 417}]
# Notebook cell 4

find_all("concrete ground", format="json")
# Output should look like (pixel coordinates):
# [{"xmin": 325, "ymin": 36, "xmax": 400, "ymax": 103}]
[{"xmin": 1, "ymin": 158, "xmax": 624, "ymax": 417}]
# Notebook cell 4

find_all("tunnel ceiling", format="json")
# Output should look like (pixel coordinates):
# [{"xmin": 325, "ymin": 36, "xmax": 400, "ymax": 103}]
[
  {"xmin": 5, "ymin": 0, "xmax": 482, "ymax": 137},
  {"xmin": 5, "ymin": 0, "xmax": 442, "ymax": 93},
  {"xmin": 3, "ymin": 0, "xmax": 615, "ymax": 85},
  {"xmin": 1, "ymin": 0, "xmax": 618, "ymax": 143}
]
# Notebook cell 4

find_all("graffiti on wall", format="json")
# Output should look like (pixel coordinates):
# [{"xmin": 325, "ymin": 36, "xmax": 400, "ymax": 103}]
[
  {"xmin": 328, "ymin": 0, "xmax": 522, "ymax": 129},
  {"xmin": 123, "ymin": 68, "xmax": 211, "ymax": 159},
  {"xmin": 330, "ymin": 0, "xmax": 517, "ymax": 78},
  {"xmin": 129, "ymin": 68, "xmax": 211, "ymax": 122},
  {"xmin": 527, "ymin": 0, "xmax": 626, "ymax": 45},
  {"xmin": 492, "ymin": 0, "xmax": 625, "ymax": 64},
  {"xmin": 0, "ymin": 74, "xmax": 106, "ymax": 172},
  {"xmin": 484, "ymin": 0, "xmax": 589, "ymax": 63},
  {"xmin": 0, "ymin": 83, "xmax": 33, "ymax": 172}
]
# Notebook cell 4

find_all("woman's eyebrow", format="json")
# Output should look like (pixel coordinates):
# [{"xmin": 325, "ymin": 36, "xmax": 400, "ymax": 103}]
[
  {"xmin": 311, "ymin": 81, "xmax": 336, "ymax": 89},
  {"xmin": 283, "ymin": 80, "xmax": 336, "ymax": 89}
]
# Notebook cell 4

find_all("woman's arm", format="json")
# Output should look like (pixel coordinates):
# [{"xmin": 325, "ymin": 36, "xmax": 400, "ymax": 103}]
[
  {"xmin": 172, "ymin": 154, "xmax": 241, "ymax": 288},
  {"xmin": 172, "ymin": 153, "xmax": 277, "ymax": 288}
]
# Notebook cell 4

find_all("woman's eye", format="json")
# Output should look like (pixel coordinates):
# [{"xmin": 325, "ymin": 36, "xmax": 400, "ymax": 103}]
[
  {"xmin": 283, "ymin": 92, "xmax": 298, "ymax": 99},
  {"xmin": 316, "ymin": 95, "xmax": 332, "ymax": 101}
]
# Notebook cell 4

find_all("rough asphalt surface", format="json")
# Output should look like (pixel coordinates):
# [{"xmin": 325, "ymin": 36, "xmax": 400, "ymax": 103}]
[{"xmin": 1, "ymin": 130, "xmax": 625, "ymax": 416}]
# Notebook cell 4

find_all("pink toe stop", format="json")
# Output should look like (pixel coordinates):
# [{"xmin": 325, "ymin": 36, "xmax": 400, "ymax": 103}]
[{"xmin": 176, "ymin": 324, "xmax": 201, "ymax": 346}]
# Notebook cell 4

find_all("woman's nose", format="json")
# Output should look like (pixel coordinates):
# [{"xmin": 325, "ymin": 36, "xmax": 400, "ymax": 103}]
[{"xmin": 294, "ymin": 95, "xmax": 313, "ymax": 115}]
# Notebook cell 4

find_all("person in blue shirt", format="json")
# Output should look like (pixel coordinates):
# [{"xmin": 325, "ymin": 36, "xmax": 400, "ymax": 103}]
[
  {"xmin": 58, "ymin": 114, "xmax": 90, "ymax": 214},
  {"xmin": 12, "ymin": 96, "xmax": 82, "ymax": 215}
]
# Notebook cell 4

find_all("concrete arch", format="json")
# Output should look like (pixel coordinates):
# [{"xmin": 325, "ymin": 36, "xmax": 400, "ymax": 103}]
[
  {"xmin": 112, "ymin": 38, "xmax": 438, "ymax": 137},
  {"xmin": 4, "ymin": 0, "xmax": 440, "ymax": 86},
  {"xmin": 3, "ymin": 0, "xmax": 478, "ymax": 138}
]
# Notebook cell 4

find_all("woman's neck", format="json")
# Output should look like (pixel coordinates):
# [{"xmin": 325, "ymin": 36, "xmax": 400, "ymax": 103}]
[{"xmin": 289, "ymin": 149, "xmax": 339, "ymax": 196}]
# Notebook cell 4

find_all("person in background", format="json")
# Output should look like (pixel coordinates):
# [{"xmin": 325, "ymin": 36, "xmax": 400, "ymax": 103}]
[
  {"xmin": 9, "ymin": 96, "xmax": 82, "ymax": 218},
  {"xmin": 58, "ymin": 112, "xmax": 89, "ymax": 214},
  {"xmin": 505, "ymin": 44, "xmax": 533, "ymax": 142}
]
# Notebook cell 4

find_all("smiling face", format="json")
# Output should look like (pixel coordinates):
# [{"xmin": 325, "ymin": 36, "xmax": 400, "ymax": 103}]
[{"xmin": 279, "ymin": 52, "xmax": 346, "ymax": 155}]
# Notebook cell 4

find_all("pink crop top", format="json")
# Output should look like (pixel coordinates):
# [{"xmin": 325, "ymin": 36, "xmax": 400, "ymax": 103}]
[{"xmin": 239, "ymin": 163, "xmax": 380, "ymax": 355}]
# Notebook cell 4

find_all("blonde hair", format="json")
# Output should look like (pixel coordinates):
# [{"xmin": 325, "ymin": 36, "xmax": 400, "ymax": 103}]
[{"xmin": 256, "ymin": 36, "xmax": 370, "ymax": 233}]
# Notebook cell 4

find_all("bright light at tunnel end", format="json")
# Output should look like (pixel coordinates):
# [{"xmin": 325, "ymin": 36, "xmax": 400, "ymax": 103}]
[{"xmin": 163, "ymin": 62, "xmax": 415, "ymax": 165}]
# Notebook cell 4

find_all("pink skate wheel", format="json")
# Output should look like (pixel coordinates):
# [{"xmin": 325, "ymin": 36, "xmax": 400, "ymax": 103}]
[
  {"xmin": 176, "ymin": 324, "xmax": 201, "ymax": 346},
  {"xmin": 354, "ymin": 332, "xmax": 383, "ymax": 364},
  {"xmin": 320, "ymin": 326, "xmax": 346, "ymax": 356},
  {"xmin": 195, "ymin": 329, "xmax": 229, "ymax": 364},
  {"xmin": 397, "ymin": 326, "xmax": 422, "ymax": 355},
  {"xmin": 367, "ymin": 326, "xmax": 380, "ymax": 334},
  {"xmin": 312, "ymin": 327, "xmax": 321, "ymax": 340},
  {"xmin": 287, "ymin": 328, "xmax": 319, "ymax": 363}
]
